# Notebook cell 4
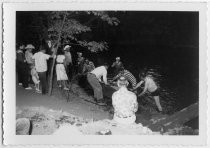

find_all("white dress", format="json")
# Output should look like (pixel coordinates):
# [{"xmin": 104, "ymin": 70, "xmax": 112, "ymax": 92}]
[{"xmin": 56, "ymin": 55, "xmax": 68, "ymax": 81}]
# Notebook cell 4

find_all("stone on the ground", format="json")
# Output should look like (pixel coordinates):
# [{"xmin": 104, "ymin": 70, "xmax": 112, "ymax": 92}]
[
  {"xmin": 16, "ymin": 118, "xmax": 30, "ymax": 135},
  {"xmin": 31, "ymin": 120, "xmax": 57, "ymax": 135}
]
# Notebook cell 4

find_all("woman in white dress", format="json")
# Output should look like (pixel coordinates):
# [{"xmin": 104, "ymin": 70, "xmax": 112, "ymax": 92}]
[{"xmin": 56, "ymin": 50, "xmax": 69, "ymax": 90}]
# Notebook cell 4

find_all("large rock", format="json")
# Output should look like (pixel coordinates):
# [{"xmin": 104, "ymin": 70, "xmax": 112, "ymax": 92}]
[{"xmin": 16, "ymin": 118, "xmax": 30, "ymax": 135}]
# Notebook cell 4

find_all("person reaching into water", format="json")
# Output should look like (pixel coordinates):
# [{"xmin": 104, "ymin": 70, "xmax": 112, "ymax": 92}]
[
  {"xmin": 112, "ymin": 66, "xmax": 137, "ymax": 89},
  {"xmin": 133, "ymin": 71, "xmax": 163, "ymax": 112}
]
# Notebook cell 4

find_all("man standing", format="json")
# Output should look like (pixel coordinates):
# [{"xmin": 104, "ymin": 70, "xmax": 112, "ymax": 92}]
[
  {"xmin": 32, "ymin": 46, "xmax": 55, "ymax": 94},
  {"xmin": 112, "ymin": 76, "xmax": 138, "ymax": 125},
  {"xmin": 87, "ymin": 64, "xmax": 109, "ymax": 105},
  {"xmin": 111, "ymin": 57, "xmax": 123, "ymax": 76},
  {"xmin": 63, "ymin": 45, "xmax": 72, "ymax": 80},
  {"xmin": 77, "ymin": 52, "xmax": 85, "ymax": 74},
  {"xmin": 16, "ymin": 45, "xmax": 32, "ymax": 90}
]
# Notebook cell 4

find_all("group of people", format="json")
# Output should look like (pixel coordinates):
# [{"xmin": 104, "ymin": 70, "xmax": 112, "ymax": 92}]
[
  {"xmin": 55, "ymin": 45, "xmax": 95, "ymax": 90},
  {"xmin": 86, "ymin": 57, "xmax": 163, "ymax": 125},
  {"xmin": 16, "ymin": 43, "xmax": 96, "ymax": 95},
  {"xmin": 16, "ymin": 43, "xmax": 162, "ymax": 125},
  {"xmin": 16, "ymin": 44, "xmax": 56, "ymax": 94}
]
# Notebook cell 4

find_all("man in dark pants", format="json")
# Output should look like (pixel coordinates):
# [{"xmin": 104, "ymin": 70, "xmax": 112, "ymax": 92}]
[
  {"xmin": 32, "ymin": 46, "xmax": 55, "ymax": 94},
  {"xmin": 16, "ymin": 45, "xmax": 32, "ymax": 90}
]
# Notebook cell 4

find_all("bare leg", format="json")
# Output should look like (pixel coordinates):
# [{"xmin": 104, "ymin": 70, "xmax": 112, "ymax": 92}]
[
  {"xmin": 153, "ymin": 96, "xmax": 162, "ymax": 112},
  {"xmin": 35, "ymin": 83, "xmax": 38, "ymax": 90},
  {"xmin": 37, "ymin": 82, "xmax": 40, "ymax": 91},
  {"xmin": 63, "ymin": 81, "xmax": 69, "ymax": 90}
]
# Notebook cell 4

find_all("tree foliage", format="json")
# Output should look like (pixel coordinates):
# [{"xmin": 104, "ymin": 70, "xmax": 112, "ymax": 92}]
[{"xmin": 47, "ymin": 11, "xmax": 119, "ymax": 52}]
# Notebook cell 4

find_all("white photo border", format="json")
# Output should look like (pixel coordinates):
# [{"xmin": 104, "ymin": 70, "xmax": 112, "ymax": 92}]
[{"xmin": 3, "ymin": 2, "xmax": 208, "ymax": 145}]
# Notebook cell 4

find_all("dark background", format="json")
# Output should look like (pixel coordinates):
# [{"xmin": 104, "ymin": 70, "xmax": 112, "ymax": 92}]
[{"xmin": 16, "ymin": 11, "xmax": 199, "ymax": 110}]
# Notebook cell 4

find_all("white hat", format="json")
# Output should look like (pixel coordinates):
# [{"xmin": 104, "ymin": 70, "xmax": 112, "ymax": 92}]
[
  {"xmin": 25, "ymin": 44, "xmax": 35, "ymax": 49},
  {"xmin": 116, "ymin": 57, "xmax": 120, "ymax": 60},
  {"xmin": 64, "ymin": 45, "xmax": 71, "ymax": 51}
]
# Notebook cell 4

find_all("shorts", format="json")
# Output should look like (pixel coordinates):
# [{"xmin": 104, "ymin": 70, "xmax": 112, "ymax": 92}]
[
  {"xmin": 32, "ymin": 76, "xmax": 40, "ymax": 84},
  {"xmin": 150, "ymin": 88, "xmax": 160, "ymax": 96}
]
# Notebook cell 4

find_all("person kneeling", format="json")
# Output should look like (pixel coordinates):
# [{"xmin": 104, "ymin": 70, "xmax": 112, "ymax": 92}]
[{"xmin": 112, "ymin": 76, "xmax": 138, "ymax": 125}]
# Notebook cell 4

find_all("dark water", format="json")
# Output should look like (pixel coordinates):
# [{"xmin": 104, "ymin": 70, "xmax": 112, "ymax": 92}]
[{"xmin": 90, "ymin": 45, "xmax": 199, "ymax": 113}]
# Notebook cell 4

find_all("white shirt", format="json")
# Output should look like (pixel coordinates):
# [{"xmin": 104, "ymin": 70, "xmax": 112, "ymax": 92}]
[
  {"xmin": 56, "ymin": 55, "xmax": 65, "ymax": 63},
  {"xmin": 90, "ymin": 66, "xmax": 107, "ymax": 84},
  {"xmin": 145, "ymin": 77, "xmax": 158, "ymax": 92},
  {"xmin": 112, "ymin": 87, "xmax": 138, "ymax": 118},
  {"xmin": 32, "ymin": 52, "xmax": 50, "ymax": 72}
]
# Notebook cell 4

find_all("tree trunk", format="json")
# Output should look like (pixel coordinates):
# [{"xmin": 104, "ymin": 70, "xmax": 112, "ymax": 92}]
[
  {"xmin": 148, "ymin": 102, "xmax": 198, "ymax": 131},
  {"xmin": 48, "ymin": 14, "xmax": 67, "ymax": 96}
]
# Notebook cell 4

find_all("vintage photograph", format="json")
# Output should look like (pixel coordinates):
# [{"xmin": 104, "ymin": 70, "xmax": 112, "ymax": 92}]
[{"xmin": 15, "ymin": 10, "xmax": 199, "ymax": 136}]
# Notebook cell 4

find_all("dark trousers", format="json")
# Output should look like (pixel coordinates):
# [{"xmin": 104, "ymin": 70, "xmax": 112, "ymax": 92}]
[
  {"xmin": 18, "ymin": 62, "xmax": 30, "ymax": 88},
  {"xmin": 17, "ymin": 61, "xmax": 23, "ymax": 84},
  {"xmin": 65, "ymin": 64, "xmax": 73, "ymax": 81},
  {"xmin": 38, "ymin": 71, "xmax": 47, "ymax": 94}
]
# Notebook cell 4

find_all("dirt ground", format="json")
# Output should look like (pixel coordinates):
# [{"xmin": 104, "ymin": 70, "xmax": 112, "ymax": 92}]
[
  {"xmin": 16, "ymin": 83, "xmax": 111, "ymax": 121},
  {"xmin": 16, "ymin": 82, "xmax": 197, "ymax": 135}
]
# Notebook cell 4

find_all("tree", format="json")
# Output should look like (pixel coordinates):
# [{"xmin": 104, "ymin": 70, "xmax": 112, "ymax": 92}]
[{"xmin": 47, "ymin": 11, "xmax": 120, "ymax": 95}]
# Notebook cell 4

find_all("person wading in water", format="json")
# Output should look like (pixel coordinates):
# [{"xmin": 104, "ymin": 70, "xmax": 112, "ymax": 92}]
[{"xmin": 133, "ymin": 71, "xmax": 163, "ymax": 112}]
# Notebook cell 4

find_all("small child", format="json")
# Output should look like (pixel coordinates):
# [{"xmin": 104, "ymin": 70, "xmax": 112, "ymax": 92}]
[{"xmin": 30, "ymin": 65, "xmax": 41, "ymax": 93}]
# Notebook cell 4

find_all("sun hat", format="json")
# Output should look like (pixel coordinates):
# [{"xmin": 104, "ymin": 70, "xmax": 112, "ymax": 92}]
[
  {"xmin": 64, "ymin": 45, "xmax": 71, "ymax": 51},
  {"xmin": 25, "ymin": 44, "xmax": 35, "ymax": 49}
]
